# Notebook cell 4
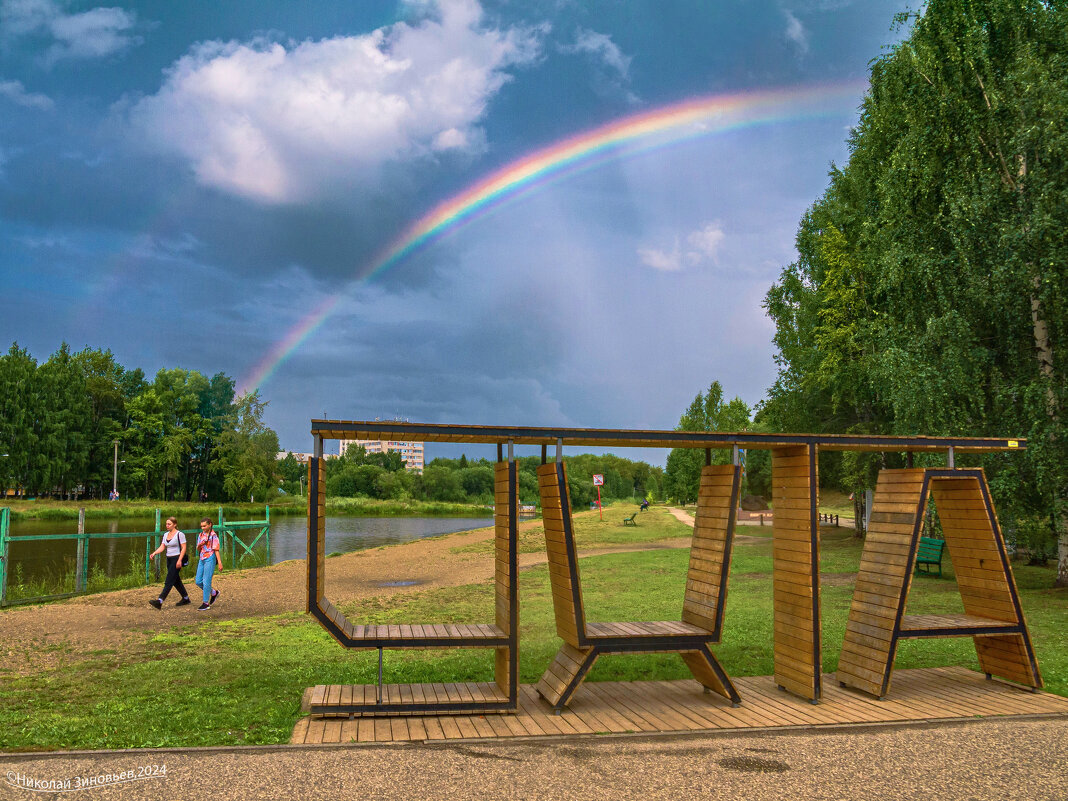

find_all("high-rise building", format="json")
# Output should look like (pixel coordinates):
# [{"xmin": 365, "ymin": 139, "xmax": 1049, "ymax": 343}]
[{"xmin": 339, "ymin": 437, "xmax": 425, "ymax": 473}]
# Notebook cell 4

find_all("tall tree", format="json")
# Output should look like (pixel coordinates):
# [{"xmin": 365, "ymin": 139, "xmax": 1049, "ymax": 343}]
[
  {"xmin": 665, "ymin": 382, "xmax": 750, "ymax": 504},
  {"xmin": 763, "ymin": 0, "xmax": 1068, "ymax": 577},
  {"xmin": 0, "ymin": 344, "xmax": 38, "ymax": 495},
  {"xmin": 213, "ymin": 391, "xmax": 280, "ymax": 502}
]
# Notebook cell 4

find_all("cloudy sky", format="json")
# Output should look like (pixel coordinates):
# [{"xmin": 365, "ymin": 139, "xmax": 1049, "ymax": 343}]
[{"xmin": 0, "ymin": 0, "xmax": 906, "ymax": 456}]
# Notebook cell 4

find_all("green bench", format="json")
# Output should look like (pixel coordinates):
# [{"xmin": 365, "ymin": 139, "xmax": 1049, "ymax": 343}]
[
  {"xmin": 916, "ymin": 535, "xmax": 946, "ymax": 577},
  {"xmin": 623, "ymin": 512, "xmax": 638, "ymax": 526}
]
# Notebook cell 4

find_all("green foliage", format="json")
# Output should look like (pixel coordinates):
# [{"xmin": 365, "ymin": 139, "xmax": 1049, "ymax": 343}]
[
  {"xmin": 761, "ymin": 0, "xmax": 1068, "ymax": 565},
  {"xmin": 664, "ymin": 381, "xmax": 751, "ymax": 503},
  {"xmin": 0, "ymin": 342, "xmax": 279, "ymax": 504},
  {"xmin": 213, "ymin": 392, "xmax": 280, "ymax": 502}
]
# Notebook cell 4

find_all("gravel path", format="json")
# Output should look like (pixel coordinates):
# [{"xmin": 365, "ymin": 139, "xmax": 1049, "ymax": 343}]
[{"xmin": 1, "ymin": 718, "xmax": 1064, "ymax": 800}]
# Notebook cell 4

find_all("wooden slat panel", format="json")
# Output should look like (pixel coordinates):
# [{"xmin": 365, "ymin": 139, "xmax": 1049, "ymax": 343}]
[
  {"xmin": 537, "ymin": 462, "xmax": 584, "ymax": 645},
  {"xmin": 682, "ymin": 464, "xmax": 737, "ymax": 635},
  {"xmin": 837, "ymin": 468, "xmax": 925, "ymax": 698},
  {"xmin": 771, "ymin": 445, "xmax": 820, "ymax": 702}
]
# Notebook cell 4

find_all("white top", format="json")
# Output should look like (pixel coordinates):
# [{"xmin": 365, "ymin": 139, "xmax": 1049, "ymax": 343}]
[{"xmin": 163, "ymin": 531, "xmax": 186, "ymax": 557}]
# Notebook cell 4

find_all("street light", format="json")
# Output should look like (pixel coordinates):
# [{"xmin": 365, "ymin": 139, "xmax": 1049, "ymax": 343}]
[{"xmin": 112, "ymin": 440, "xmax": 120, "ymax": 498}]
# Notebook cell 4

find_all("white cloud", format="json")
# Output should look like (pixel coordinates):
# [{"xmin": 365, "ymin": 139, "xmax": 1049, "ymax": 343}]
[
  {"xmin": 686, "ymin": 221, "xmax": 726, "ymax": 264},
  {"xmin": 638, "ymin": 237, "xmax": 682, "ymax": 272},
  {"xmin": 783, "ymin": 10, "xmax": 808, "ymax": 53},
  {"xmin": 0, "ymin": 0, "xmax": 140, "ymax": 65},
  {"xmin": 125, "ymin": 0, "xmax": 543, "ymax": 204},
  {"xmin": 639, "ymin": 221, "xmax": 727, "ymax": 272},
  {"xmin": 0, "ymin": 78, "xmax": 53, "ymax": 109},
  {"xmin": 563, "ymin": 28, "xmax": 631, "ymax": 78}
]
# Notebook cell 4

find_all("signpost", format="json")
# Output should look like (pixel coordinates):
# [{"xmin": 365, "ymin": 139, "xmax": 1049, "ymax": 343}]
[{"xmin": 593, "ymin": 474, "xmax": 603, "ymax": 520}]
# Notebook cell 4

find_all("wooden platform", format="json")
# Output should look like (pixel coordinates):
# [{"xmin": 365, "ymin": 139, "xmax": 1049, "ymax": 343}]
[{"xmin": 291, "ymin": 667, "xmax": 1068, "ymax": 744}]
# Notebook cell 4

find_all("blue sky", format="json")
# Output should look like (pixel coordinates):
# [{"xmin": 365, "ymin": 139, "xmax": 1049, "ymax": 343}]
[{"xmin": 0, "ymin": 0, "xmax": 907, "ymax": 456}]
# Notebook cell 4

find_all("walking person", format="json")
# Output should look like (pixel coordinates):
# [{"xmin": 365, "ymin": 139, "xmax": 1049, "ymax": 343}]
[
  {"xmin": 148, "ymin": 517, "xmax": 190, "ymax": 609},
  {"xmin": 194, "ymin": 518, "xmax": 223, "ymax": 611}
]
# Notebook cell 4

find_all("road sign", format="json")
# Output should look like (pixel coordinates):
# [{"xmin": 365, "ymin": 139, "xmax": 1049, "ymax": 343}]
[{"xmin": 592, "ymin": 474, "xmax": 604, "ymax": 486}]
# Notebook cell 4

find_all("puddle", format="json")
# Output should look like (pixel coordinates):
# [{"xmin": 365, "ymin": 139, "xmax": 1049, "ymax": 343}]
[
  {"xmin": 717, "ymin": 756, "xmax": 791, "ymax": 773},
  {"xmin": 376, "ymin": 580, "xmax": 421, "ymax": 587}
]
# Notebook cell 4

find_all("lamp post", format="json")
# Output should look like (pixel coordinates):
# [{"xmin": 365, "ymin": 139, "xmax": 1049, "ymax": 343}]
[
  {"xmin": 299, "ymin": 473, "xmax": 304, "ymax": 497},
  {"xmin": 112, "ymin": 440, "xmax": 120, "ymax": 498}
]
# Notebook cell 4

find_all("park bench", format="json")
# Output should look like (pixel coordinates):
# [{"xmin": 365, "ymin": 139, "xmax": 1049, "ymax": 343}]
[
  {"xmin": 916, "ymin": 535, "xmax": 946, "ymax": 577},
  {"xmin": 534, "ymin": 459, "xmax": 742, "ymax": 712},
  {"xmin": 622, "ymin": 512, "xmax": 637, "ymax": 526}
]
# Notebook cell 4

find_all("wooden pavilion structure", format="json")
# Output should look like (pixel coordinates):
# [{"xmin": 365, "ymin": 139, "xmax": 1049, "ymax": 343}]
[{"xmin": 305, "ymin": 420, "xmax": 1035, "ymax": 716}]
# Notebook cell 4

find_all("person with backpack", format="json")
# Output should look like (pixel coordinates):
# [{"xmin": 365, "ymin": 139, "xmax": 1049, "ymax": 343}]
[
  {"xmin": 148, "ymin": 516, "xmax": 191, "ymax": 609},
  {"xmin": 194, "ymin": 518, "xmax": 223, "ymax": 611}
]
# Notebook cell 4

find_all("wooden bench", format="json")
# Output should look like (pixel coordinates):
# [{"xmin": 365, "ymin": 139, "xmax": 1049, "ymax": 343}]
[
  {"xmin": 622, "ymin": 512, "xmax": 637, "ymax": 526},
  {"xmin": 837, "ymin": 468, "xmax": 1042, "ymax": 700},
  {"xmin": 306, "ymin": 454, "xmax": 519, "ymax": 716},
  {"xmin": 535, "ymin": 459, "xmax": 742, "ymax": 712},
  {"xmin": 916, "ymin": 535, "xmax": 946, "ymax": 576}
]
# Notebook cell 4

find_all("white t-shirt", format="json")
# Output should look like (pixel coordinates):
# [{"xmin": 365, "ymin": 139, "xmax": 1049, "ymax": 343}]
[{"xmin": 164, "ymin": 531, "xmax": 186, "ymax": 557}]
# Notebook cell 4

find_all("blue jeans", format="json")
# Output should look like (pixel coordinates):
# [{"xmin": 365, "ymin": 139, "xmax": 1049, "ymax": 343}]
[{"xmin": 194, "ymin": 558, "xmax": 217, "ymax": 604}]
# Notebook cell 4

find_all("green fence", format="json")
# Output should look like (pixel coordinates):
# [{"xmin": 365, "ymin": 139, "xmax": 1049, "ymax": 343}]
[{"xmin": 0, "ymin": 507, "xmax": 270, "ymax": 607}]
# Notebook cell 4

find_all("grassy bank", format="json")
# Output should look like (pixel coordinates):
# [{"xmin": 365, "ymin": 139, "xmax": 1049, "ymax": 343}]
[
  {"xmin": 0, "ymin": 523, "xmax": 1064, "ymax": 751},
  {"xmin": 2, "ymin": 497, "xmax": 493, "ymax": 522}
]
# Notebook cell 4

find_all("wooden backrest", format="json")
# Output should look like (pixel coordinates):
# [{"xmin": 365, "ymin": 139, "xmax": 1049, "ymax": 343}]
[
  {"xmin": 536, "ymin": 461, "xmax": 585, "ymax": 647},
  {"xmin": 917, "ymin": 536, "xmax": 945, "ymax": 561},
  {"xmin": 929, "ymin": 472, "xmax": 1018, "ymax": 623},
  {"xmin": 681, "ymin": 464, "xmax": 741, "ymax": 639}
]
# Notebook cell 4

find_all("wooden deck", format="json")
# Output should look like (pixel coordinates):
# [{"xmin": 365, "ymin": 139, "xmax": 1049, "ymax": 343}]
[{"xmin": 291, "ymin": 667, "xmax": 1068, "ymax": 745}]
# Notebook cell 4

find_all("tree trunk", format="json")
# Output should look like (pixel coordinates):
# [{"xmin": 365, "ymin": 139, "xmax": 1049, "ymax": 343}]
[
  {"xmin": 853, "ymin": 490, "xmax": 866, "ymax": 539},
  {"xmin": 1030, "ymin": 279, "xmax": 1067, "ymax": 586}
]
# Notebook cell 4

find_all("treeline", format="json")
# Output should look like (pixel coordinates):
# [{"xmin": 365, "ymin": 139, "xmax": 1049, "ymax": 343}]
[
  {"xmin": 0, "ymin": 343, "xmax": 279, "ymax": 502},
  {"xmin": 281, "ymin": 448, "xmax": 663, "ymax": 507},
  {"xmin": 679, "ymin": 1, "xmax": 1066, "ymax": 581}
]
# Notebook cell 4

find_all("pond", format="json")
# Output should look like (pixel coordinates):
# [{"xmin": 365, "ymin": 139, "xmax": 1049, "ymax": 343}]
[{"xmin": 3, "ymin": 514, "xmax": 494, "ymax": 595}]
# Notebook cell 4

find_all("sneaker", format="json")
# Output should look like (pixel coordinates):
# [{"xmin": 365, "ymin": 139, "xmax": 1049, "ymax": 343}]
[
  {"xmin": 210, "ymin": 589, "xmax": 219, "ymax": 606},
  {"xmin": 175, "ymin": 597, "xmax": 191, "ymax": 607},
  {"xmin": 197, "ymin": 602, "xmax": 210, "ymax": 611},
  {"xmin": 149, "ymin": 598, "xmax": 162, "ymax": 610}
]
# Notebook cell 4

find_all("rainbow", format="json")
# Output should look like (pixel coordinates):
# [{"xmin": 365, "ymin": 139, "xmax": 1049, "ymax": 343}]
[{"xmin": 238, "ymin": 80, "xmax": 867, "ymax": 394}]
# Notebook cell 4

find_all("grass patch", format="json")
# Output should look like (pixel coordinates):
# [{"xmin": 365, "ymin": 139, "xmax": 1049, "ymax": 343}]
[
  {"xmin": 451, "ymin": 506, "xmax": 689, "ymax": 556},
  {"xmin": 1, "ymin": 534, "xmax": 1064, "ymax": 751}
]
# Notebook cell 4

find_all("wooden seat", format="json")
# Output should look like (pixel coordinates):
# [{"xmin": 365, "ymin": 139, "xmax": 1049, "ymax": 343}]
[
  {"xmin": 534, "ymin": 459, "xmax": 742, "ymax": 712},
  {"xmin": 307, "ymin": 456, "xmax": 519, "ymax": 715},
  {"xmin": 837, "ymin": 468, "xmax": 1042, "ymax": 700}
]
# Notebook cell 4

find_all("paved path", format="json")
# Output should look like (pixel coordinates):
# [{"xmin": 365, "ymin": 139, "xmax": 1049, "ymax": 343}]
[{"xmin": 2, "ymin": 717, "xmax": 1065, "ymax": 800}]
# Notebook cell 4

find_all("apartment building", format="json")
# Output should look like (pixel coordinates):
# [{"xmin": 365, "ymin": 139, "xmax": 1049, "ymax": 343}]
[{"xmin": 338, "ymin": 437, "xmax": 425, "ymax": 473}]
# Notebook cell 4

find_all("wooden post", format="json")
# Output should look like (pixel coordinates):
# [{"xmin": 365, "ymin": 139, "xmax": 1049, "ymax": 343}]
[
  {"xmin": 75, "ymin": 508, "xmax": 86, "ymax": 593},
  {"xmin": 771, "ymin": 443, "xmax": 822, "ymax": 703}
]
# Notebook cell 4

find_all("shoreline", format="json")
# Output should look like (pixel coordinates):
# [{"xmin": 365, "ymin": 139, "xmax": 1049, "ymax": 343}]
[{"xmin": 1, "ymin": 499, "xmax": 498, "ymax": 522}]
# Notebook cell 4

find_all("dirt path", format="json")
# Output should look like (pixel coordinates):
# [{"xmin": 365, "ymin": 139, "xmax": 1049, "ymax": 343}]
[
  {"xmin": 666, "ymin": 507, "xmax": 768, "ymax": 543},
  {"xmin": 1, "ymin": 517, "xmax": 699, "ymax": 675}
]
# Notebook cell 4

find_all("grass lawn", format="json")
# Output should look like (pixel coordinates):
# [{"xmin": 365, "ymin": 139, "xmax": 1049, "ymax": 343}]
[
  {"xmin": 451, "ymin": 505, "xmax": 690, "ymax": 556},
  {"xmin": 0, "ymin": 526, "xmax": 1064, "ymax": 751}
]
